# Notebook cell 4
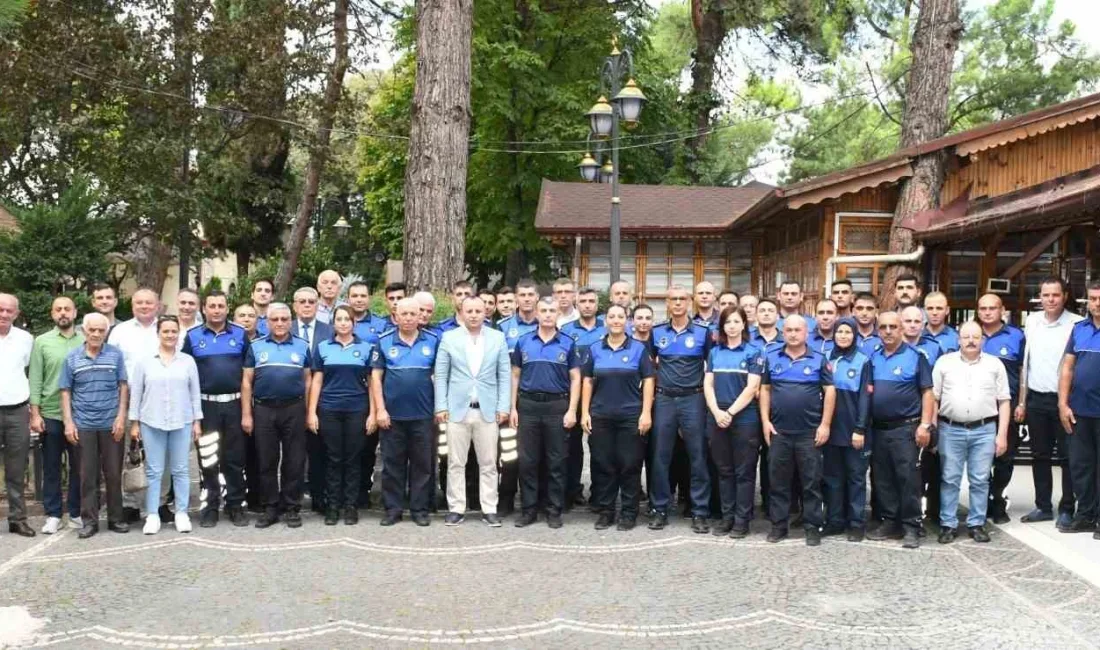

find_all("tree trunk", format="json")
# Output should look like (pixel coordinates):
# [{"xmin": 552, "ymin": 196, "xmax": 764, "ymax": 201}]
[
  {"xmin": 173, "ymin": 0, "xmax": 194, "ymax": 291},
  {"xmin": 883, "ymin": 0, "xmax": 962, "ymax": 306},
  {"xmin": 685, "ymin": 0, "xmax": 726, "ymax": 183},
  {"xmin": 402, "ymin": 0, "xmax": 473, "ymax": 291},
  {"xmin": 275, "ymin": 0, "xmax": 349, "ymax": 297},
  {"xmin": 131, "ymin": 234, "xmax": 173, "ymax": 292}
]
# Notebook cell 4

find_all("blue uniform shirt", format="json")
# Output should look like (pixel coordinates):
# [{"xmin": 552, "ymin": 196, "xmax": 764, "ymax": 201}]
[
  {"xmin": 857, "ymin": 331, "xmax": 884, "ymax": 356},
  {"xmin": 762, "ymin": 346, "xmax": 832, "ymax": 434},
  {"xmin": 245, "ymin": 334, "xmax": 311, "ymax": 401},
  {"xmin": 828, "ymin": 347, "xmax": 872, "ymax": 446},
  {"xmin": 707, "ymin": 341, "xmax": 765, "ymax": 425},
  {"xmin": 255, "ymin": 315, "xmax": 269, "ymax": 337},
  {"xmin": 692, "ymin": 312, "xmax": 718, "ymax": 329},
  {"xmin": 58, "ymin": 344, "xmax": 128, "ymax": 430},
  {"xmin": 1066, "ymin": 318, "xmax": 1100, "ymax": 418},
  {"xmin": 913, "ymin": 335, "xmax": 943, "ymax": 368},
  {"xmin": 312, "ymin": 335, "xmax": 374, "ymax": 412},
  {"xmin": 370, "ymin": 329, "xmax": 438, "ymax": 421},
  {"xmin": 808, "ymin": 330, "xmax": 836, "ymax": 356},
  {"xmin": 982, "ymin": 323, "xmax": 1025, "ymax": 402},
  {"xmin": 181, "ymin": 322, "xmax": 250, "ymax": 395},
  {"xmin": 512, "ymin": 330, "xmax": 580, "ymax": 394},
  {"xmin": 925, "ymin": 325, "xmax": 960, "ymax": 353},
  {"xmin": 750, "ymin": 328, "xmax": 785, "ymax": 355},
  {"xmin": 652, "ymin": 321, "xmax": 713, "ymax": 390},
  {"xmin": 869, "ymin": 343, "xmax": 933, "ymax": 422},
  {"xmin": 560, "ymin": 317, "xmax": 607, "ymax": 363},
  {"xmin": 582, "ymin": 336, "xmax": 654, "ymax": 418},
  {"xmin": 353, "ymin": 313, "xmax": 391, "ymax": 344},
  {"xmin": 499, "ymin": 313, "xmax": 539, "ymax": 352}
]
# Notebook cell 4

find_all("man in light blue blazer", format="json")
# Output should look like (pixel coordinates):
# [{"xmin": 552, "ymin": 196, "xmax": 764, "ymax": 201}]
[{"xmin": 434, "ymin": 296, "xmax": 511, "ymax": 526}]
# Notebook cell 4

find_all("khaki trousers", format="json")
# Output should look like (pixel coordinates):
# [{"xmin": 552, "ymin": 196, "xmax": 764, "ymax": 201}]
[{"xmin": 446, "ymin": 409, "xmax": 499, "ymax": 514}]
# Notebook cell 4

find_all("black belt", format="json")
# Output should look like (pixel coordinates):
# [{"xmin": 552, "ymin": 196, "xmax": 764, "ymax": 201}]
[
  {"xmin": 872, "ymin": 416, "xmax": 921, "ymax": 430},
  {"xmin": 255, "ymin": 396, "xmax": 304, "ymax": 407},
  {"xmin": 939, "ymin": 416, "xmax": 997, "ymax": 429},
  {"xmin": 0, "ymin": 400, "xmax": 28, "ymax": 411},
  {"xmin": 656, "ymin": 386, "xmax": 703, "ymax": 397},
  {"xmin": 519, "ymin": 391, "xmax": 568, "ymax": 402},
  {"xmin": 469, "ymin": 401, "xmax": 480, "ymax": 409}
]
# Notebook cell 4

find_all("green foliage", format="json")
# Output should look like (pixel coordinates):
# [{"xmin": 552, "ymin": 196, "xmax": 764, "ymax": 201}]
[{"xmin": 0, "ymin": 0, "xmax": 28, "ymax": 32}]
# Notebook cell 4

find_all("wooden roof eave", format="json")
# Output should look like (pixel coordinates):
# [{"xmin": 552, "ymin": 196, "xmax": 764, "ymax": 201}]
[{"xmin": 784, "ymin": 161, "xmax": 913, "ymax": 210}]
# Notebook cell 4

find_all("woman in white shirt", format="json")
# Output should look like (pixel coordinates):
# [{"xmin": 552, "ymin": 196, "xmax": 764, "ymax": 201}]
[{"xmin": 128, "ymin": 316, "xmax": 203, "ymax": 534}]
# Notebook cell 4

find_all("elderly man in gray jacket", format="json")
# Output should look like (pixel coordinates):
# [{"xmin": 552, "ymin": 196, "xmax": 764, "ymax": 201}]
[{"xmin": 434, "ymin": 296, "xmax": 511, "ymax": 526}]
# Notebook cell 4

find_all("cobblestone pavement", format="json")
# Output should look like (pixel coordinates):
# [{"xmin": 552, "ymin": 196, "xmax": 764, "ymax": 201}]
[{"xmin": 2, "ymin": 507, "xmax": 1100, "ymax": 649}]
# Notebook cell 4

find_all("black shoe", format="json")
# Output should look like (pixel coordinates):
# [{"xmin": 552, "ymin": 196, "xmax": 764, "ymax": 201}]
[
  {"xmin": 547, "ymin": 513, "xmax": 563, "ymax": 529},
  {"xmin": 867, "ymin": 521, "xmax": 904, "ymax": 541},
  {"xmin": 938, "ymin": 527, "xmax": 957, "ymax": 544},
  {"xmin": 228, "ymin": 507, "xmax": 248, "ymax": 527},
  {"xmin": 902, "ymin": 530, "xmax": 921, "ymax": 548},
  {"xmin": 284, "ymin": 510, "xmax": 302, "ymax": 528},
  {"xmin": 107, "ymin": 521, "xmax": 129, "ymax": 533},
  {"xmin": 1060, "ymin": 518, "xmax": 1098, "ymax": 533},
  {"xmin": 78, "ymin": 523, "xmax": 99, "ymax": 539},
  {"xmin": 514, "ymin": 511, "xmax": 538, "ymax": 528},
  {"xmin": 691, "ymin": 516, "xmax": 710, "ymax": 534},
  {"xmin": 821, "ymin": 523, "xmax": 846, "ymax": 537},
  {"xmin": 380, "ymin": 512, "xmax": 402, "ymax": 526},
  {"xmin": 968, "ymin": 526, "xmax": 991, "ymax": 543},
  {"xmin": 200, "ymin": 509, "xmax": 218, "ymax": 528},
  {"xmin": 648, "ymin": 512, "xmax": 668, "ymax": 530},
  {"xmin": 805, "ymin": 527, "xmax": 822, "ymax": 547},
  {"xmin": 123, "ymin": 507, "xmax": 142, "ymax": 524},
  {"xmin": 445, "ymin": 512, "xmax": 465, "ymax": 526},
  {"xmin": 413, "ymin": 513, "xmax": 431, "ymax": 527},
  {"xmin": 482, "ymin": 513, "xmax": 502, "ymax": 527},
  {"xmin": 8, "ymin": 521, "xmax": 35, "ymax": 537},
  {"xmin": 990, "ymin": 511, "xmax": 1011, "ymax": 525},
  {"xmin": 847, "ymin": 526, "xmax": 865, "ymax": 543},
  {"xmin": 573, "ymin": 493, "xmax": 587, "ymax": 506},
  {"xmin": 324, "ymin": 509, "xmax": 340, "ymax": 526},
  {"xmin": 1020, "ymin": 508, "xmax": 1053, "ymax": 523},
  {"xmin": 498, "ymin": 502, "xmax": 515, "ymax": 518},
  {"xmin": 595, "ymin": 513, "xmax": 614, "ymax": 530},
  {"xmin": 711, "ymin": 519, "xmax": 734, "ymax": 535},
  {"xmin": 679, "ymin": 501, "xmax": 692, "ymax": 519},
  {"xmin": 617, "ymin": 517, "xmax": 636, "ymax": 531},
  {"xmin": 246, "ymin": 501, "xmax": 264, "ymax": 514},
  {"xmin": 157, "ymin": 505, "xmax": 173, "ymax": 523},
  {"xmin": 255, "ymin": 510, "xmax": 280, "ymax": 529},
  {"xmin": 344, "ymin": 507, "xmax": 359, "ymax": 525},
  {"xmin": 728, "ymin": 523, "xmax": 749, "ymax": 539},
  {"xmin": 766, "ymin": 526, "xmax": 788, "ymax": 543},
  {"xmin": 1094, "ymin": 530, "xmax": 1100, "ymax": 541}
]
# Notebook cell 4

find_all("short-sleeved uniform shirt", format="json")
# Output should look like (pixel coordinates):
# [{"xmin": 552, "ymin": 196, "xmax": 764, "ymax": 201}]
[
  {"xmin": 58, "ymin": 344, "xmax": 128, "ymax": 430},
  {"xmin": 313, "ymin": 335, "xmax": 374, "ymax": 412},
  {"xmin": 651, "ymin": 321, "xmax": 713, "ymax": 391},
  {"xmin": 1066, "ymin": 318, "xmax": 1100, "ymax": 418},
  {"xmin": 982, "ymin": 323, "xmax": 1026, "ymax": 402},
  {"xmin": 925, "ymin": 325, "xmax": 960, "ymax": 354},
  {"xmin": 353, "ymin": 313, "xmax": 391, "ymax": 344},
  {"xmin": 244, "ymin": 334, "xmax": 311, "ymax": 401},
  {"xmin": 869, "ymin": 343, "xmax": 933, "ymax": 422},
  {"xmin": 857, "ymin": 331, "xmax": 884, "ymax": 356},
  {"xmin": 182, "ymin": 322, "xmax": 250, "ymax": 395},
  {"xmin": 828, "ymin": 347, "xmax": 872, "ymax": 446},
  {"xmin": 750, "ymin": 329, "xmax": 784, "ymax": 354},
  {"xmin": 499, "ymin": 313, "xmax": 539, "ymax": 353},
  {"xmin": 560, "ymin": 317, "xmax": 606, "ymax": 364},
  {"xmin": 808, "ymin": 330, "xmax": 835, "ymax": 356},
  {"xmin": 582, "ymin": 336, "xmax": 654, "ymax": 419},
  {"xmin": 370, "ymin": 329, "xmax": 438, "ymax": 421},
  {"xmin": 707, "ymin": 341, "xmax": 765, "ymax": 425},
  {"xmin": 762, "ymin": 347, "xmax": 833, "ymax": 434},
  {"xmin": 512, "ymin": 330, "xmax": 580, "ymax": 395},
  {"xmin": 913, "ymin": 335, "xmax": 943, "ymax": 368}
]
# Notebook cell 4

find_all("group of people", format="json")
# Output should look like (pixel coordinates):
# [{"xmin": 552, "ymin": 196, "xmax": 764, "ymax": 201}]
[{"xmin": 2, "ymin": 270, "xmax": 1099, "ymax": 550}]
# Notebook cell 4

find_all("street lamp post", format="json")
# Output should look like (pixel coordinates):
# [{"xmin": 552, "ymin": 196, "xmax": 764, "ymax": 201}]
[{"xmin": 580, "ymin": 40, "xmax": 645, "ymax": 284}]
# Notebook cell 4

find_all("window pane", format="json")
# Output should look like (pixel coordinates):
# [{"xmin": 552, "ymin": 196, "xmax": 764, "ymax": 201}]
[
  {"xmin": 645, "ymin": 270, "xmax": 668, "ymax": 295},
  {"xmin": 672, "ymin": 242, "xmax": 695, "ymax": 257},
  {"xmin": 703, "ymin": 241, "xmax": 726, "ymax": 257},
  {"xmin": 621, "ymin": 240, "xmax": 637, "ymax": 255},
  {"xmin": 846, "ymin": 266, "xmax": 874, "ymax": 294},
  {"xmin": 589, "ymin": 268, "xmax": 610, "ymax": 289},
  {"xmin": 704, "ymin": 270, "xmax": 726, "ymax": 290},
  {"xmin": 620, "ymin": 270, "xmax": 636, "ymax": 290},
  {"xmin": 648, "ymin": 302, "xmax": 667, "ymax": 322},
  {"xmin": 671, "ymin": 268, "xmax": 694, "ymax": 288},
  {"xmin": 728, "ymin": 270, "xmax": 751, "ymax": 293},
  {"xmin": 648, "ymin": 241, "xmax": 669, "ymax": 259},
  {"xmin": 728, "ymin": 239, "xmax": 752, "ymax": 261},
  {"xmin": 589, "ymin": 241, "xmax": 609, "ymax": 256}
]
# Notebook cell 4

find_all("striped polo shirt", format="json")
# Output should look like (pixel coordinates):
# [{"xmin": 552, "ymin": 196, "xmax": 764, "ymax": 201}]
[{"xmin": 58, "ymin": 343, "xmax": 128, "ymax": 430}]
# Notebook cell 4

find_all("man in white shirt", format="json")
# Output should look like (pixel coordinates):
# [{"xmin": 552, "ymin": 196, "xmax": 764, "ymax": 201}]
[
  {"xmin": 0, "ymin": 293, "xmax": 35, "ymax": 537},
  {"xmin": 554, "ymin": 278, "xmax": 578, "ymax": 327},
  {"xmin": 932, "ymin": 321, "xmax": 1010, "ymax": 544},
  {"xmin": 1018, "ymin": 277, "xmax": 1083, "ymax": 528}
]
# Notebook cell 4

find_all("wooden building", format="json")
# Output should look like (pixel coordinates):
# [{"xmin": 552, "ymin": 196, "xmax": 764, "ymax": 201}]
[{"xmin": 536, "ymin": 92, "xmax": 1100, "ymax": 322}]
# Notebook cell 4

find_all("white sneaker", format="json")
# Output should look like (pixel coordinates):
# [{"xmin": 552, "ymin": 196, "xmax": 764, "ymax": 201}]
[
  {"xmin": 143, "ymin": 515, "xmax": 161, "ymax": 535},
  {"xmin": 175, "ymin": 512, "xmax": 192, "ymax": 533},
  {"xmin": 68, "ymin": 517, "xmax": 82, "ymax": 530},
  {"xmin": 41, "ymin": 517, "xmax": 62, "ymax": 535}
]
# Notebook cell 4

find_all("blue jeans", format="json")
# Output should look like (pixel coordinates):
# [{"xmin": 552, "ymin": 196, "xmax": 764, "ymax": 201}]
[
  {"xmin": 142, "ymin": 423, "xmax": 192, "ymax": 515},
  {"xmin": 650, "ymin": 392, "xmax": 710, "ymax": 516},
  {"xmin": 938, "ymin": 421, "xmax": 996, "ymax": 529},
  {"xmin": 42, "ymin": 418, "xmax": 81, "ymax": 519}
]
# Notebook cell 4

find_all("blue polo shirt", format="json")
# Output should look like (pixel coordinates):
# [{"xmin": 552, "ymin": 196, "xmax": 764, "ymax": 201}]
[
  {"xmin": 560, "ymin": 317, "xmax": 607, "ymax": 362},
  {"xmin": 982, "ymin": 323, "xmax": 1025, "ymax": 402},
  {"xmin": 256, "ymin": 315, "xmax": 269, "ymax": 337},
  {"xmin": 869, "ymin": 343, "xmax": 932, "ymax": 422},
  {"xmin": 499, "ymin": 313, "xmax": 539, "ymax": 352},
  {"xmin": 244, "ymin": 334, "xmax": 311, "ymax": 401},
  {"xmin": 652, "ymin": 321, "xmax": 713, "ymax": 390},
  {"xmin": 582, "ymin": 336, "xmax": 654, "ymax": 418},
  {"xmin": 913, "ymin": 336, "xmax": 943, "ymax": 367},
  {"xmin": 808, "ymin": 330, "xmax": 835, "ymax": 355},
  {"xmin": 353, "ymin": 313, "xmax": 391, "ymax": 344},
  {"xmin": 707, "ymin": 341, "xmax": 764, "ymax": 425},
  {"xmin": 828, "ymin": 347, "xmax": 872, "ymax": 446},
  {"xmin": 181, "ymin": 322, "xmax": 250, "ymax": 395},
  {"xmin": 512, "ymin": 330, "xmax": 579, "ymax": 394},
  {"xmin": 777, "ymin": 313, "xmax": 817, "ymax": 333},
  {"xmin": 750, "ymin": 328, "xmax": 784, "ymax": 354},
  {"xmin": 762, "ymin": 346, "xmax": 832, "ymax": 434},
  {"xmin": 1066, "ymin": 318, "xmax": 1100, "ymax": 417},
  {"xmin": 370, "ymin": 329, "xmax": 438, "ymax": 421},
  {"xmin": 925, "ymin": 325, "xmax": 960, "ymax": 353},
  {"xmin": 693, "ymin": 312, "xmax": 718, "ymax": 329},
  {"xmin": 857, "ymin": 331, "xmax": 883, "ymax": 356},
  {"xmin": 58, "ymin": 344, "xmax": 128, "ymax": 430},
  {"xmin": 312, "ymin": 335, "xmax": 374, "ymax": 412}
]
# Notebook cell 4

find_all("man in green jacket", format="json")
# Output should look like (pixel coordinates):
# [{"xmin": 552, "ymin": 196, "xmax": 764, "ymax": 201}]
[{"xmin": 29, "ymin": 296, "xmax": 85, "ymax": 534}]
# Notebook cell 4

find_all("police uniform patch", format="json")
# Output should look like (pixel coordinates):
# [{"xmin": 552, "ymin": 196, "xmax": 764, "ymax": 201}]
[
  {"xmin": 229, "ymin": 339, "xmax": 237, "ymax": 347},
  {"xmin": 422, "ymin": 345, "xmax": 432, "ymax": 356},
  {"xmin": 803, "ymin": 366, "xmax": 812, "ymax": 375},
  {"xmin": 371, "ymin": 350, "xmax": 380, "ymax": 362},
  {"xmin": 622, "ymin": 355, "xmax": 630, "ymax": 363},
  {"xmin": 259, "ymin": 351, "xmax": 269, "ymax": 363},
  {"xmin": 509, "ymin": 328, "xmax": 518, "ymax": 338},
  {"xmin": 522, "ymin": 351, "xmax": 529, "ymax": 362},
  {"xmin": 198, "ymin": 339, "xmax": 206, "ymax": 348},
  {"xmin": 1000, "ymin": 346, "xmax": 1009, "ymax": 357},
  {"xmin": 658, "ymin": 337, "xmax": 668, "ymax": 348},
  {"xmin": 557, "ymin": 351, "xmax": 567, "ymax": 362},
  {"xmin": 685, "ymin": 336, "xmax": 695, "ymax": 349},
  {"xmin": 290, "ymin": 353, "xmax": 301, "ymax": 364},
  {"xmin": 893, "ymin": 365, "xmax": 902, "ymax": 375},
  {"xmin": 353, "ymin": 350, "xmax": 361, "ymax": 358},
  {"xmin": 848, "ymin": 368, "xmax": 857, "ymax": 378},
  {"xmin": 740, "ymin": 360, "xmax": 747, "ymax": 369},
  {"xmin": 388, "ymin": 347, "xmax": 398, "ymax": 358}
]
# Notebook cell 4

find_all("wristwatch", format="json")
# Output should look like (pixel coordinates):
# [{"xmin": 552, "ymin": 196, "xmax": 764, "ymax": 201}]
[{"xmin": 918, "ymin": 422, "xmax": 932, "ymax": 430}]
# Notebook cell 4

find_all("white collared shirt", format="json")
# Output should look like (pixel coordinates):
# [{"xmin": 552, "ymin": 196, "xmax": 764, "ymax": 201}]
[
  {"xmin": 557, "ymin": 309, "xmax": 579, "ymax": 328},
  {"xmin": 933, "ymin": 351, "xmax": 1010, "ymax": 422},
  {"xmin": 107, "ymin": 318, "xmax": 160, "ymax": 381},
  {"xmin": 297, "ymin": 319, "xmax": 316, "ymax": 348},
  {"xmin": 0, "ymin": 325, "xmax": 33, "ymax": 405},
  {"xmin": 466, "ymin": 326, "xmax": 485, "ymax": 403},
  {"xmin": 1023, "ymin": 309, "xmax": 1083, "ymax": 393}
]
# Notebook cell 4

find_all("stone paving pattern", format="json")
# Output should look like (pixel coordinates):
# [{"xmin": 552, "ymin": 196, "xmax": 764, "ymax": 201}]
[{"xmin": 2, "ymin": 510, "xmax": 1099, "ymax": 649}]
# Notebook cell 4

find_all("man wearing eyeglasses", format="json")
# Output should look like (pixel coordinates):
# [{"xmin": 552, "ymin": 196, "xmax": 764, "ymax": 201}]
[
  {"xmin": 291, "ymin": 287, "xmax": 333, "ymax": 515},
  {"xmin": 866, "ymin": 311, "xmax": 935, "ymax": 549}
]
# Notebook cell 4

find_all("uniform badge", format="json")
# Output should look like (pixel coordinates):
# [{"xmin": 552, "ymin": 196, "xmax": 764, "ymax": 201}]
[
  {"xmin": 228, "ymin": 339, "xmax": 237, "ymax": 347},
  {"xmin": 740, "ymin": 360, "xmax": 747, "ymax": 369},
  {"xmin": 198, "ymin": 339, "xmax": 206, "ymax": 349},
  {"xmin": 353, "ymin": 350, "xmax": 361, "ymax": 358},
  {"xmin": 557, "ymin": 351, "xmax": 567, "ymax": 362},
  {"xmin": 893, "ymin": 365, "xmax": 902, "ymax": 375},
  {"xmin": 803, "ymin": 366, "xmax": 812, "ymax": 375},
  {"xmin": 658, "ymin": 336, "xmax": 668, "ymax": 348},
  {"xmin": 371, "ymin": 350, "xmax": 380, "ymax": 363},
  {"xmin": 258, "ymin": 351, "xmax": 269, "ymax": 363},
  {"xmin": 509, "ymin": 328, "xmax": 518, "ymax": 338},
  {"xmin": 422, "ymin": 345, "xmax": 432, "ymax": 356},
  {"xmin": 290, "ymin": 353, "xmax": 301, "ymax": 364},
  {"xmin": 848, "ymin": 369, "xmax": 856, "ymax": 378},
  {"xmin": 622, "ymin": 355, "xmax": 630, "ymax": 363},
  {"xmin": 522, "ymin": 352, "xmax": 529, "ymax": 362},
  {"xmin": 685, "ymin": 336, "xmax": 695, "ymax": 349},
  {"xmin": 388, "ymin": 347, "xmax": 398, "ymax": 358},
  {"xmin": 999, "ymin": 346, "xmax": 1008, "ymax": 357}
]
